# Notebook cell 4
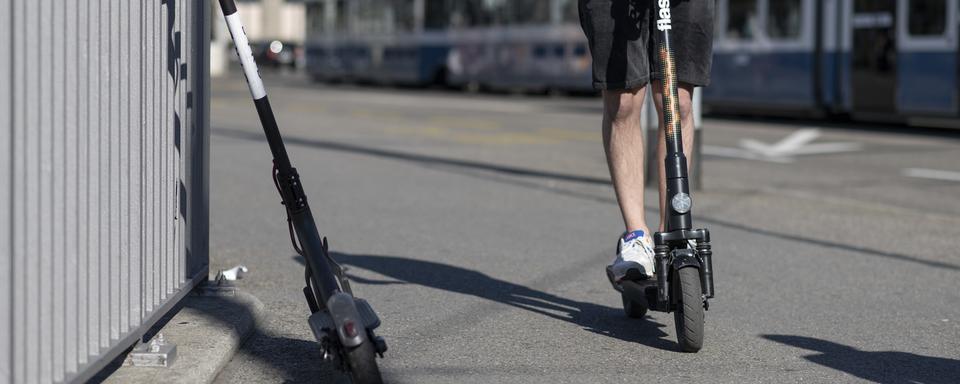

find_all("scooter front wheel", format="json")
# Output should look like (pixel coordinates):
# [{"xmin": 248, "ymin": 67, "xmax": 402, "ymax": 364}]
[
  {"xmin": 673, "ymin": 267, "xmax": 704, "ymax": 352},
  {"xmin": 345, "ymin": 341, "xmax": 383, "ymax": 384}
]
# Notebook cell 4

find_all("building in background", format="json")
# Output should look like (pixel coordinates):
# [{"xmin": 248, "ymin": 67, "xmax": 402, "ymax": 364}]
[
  {"xmin": 212, "ymin": 0, "xmax": 307, "ymax": 76},
  {"xmin": 236, "ymin": 0, "xmax": 307, "ymax": 42}
]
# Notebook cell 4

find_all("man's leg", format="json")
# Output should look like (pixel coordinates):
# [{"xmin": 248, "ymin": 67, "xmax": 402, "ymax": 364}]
[
  {"xmin": 602, "ymin": 87, "xmax": 650, "ymax": 235},
  {"xmin": 652, "ymin": 82, "xmax": 696, "ymax": 232}
]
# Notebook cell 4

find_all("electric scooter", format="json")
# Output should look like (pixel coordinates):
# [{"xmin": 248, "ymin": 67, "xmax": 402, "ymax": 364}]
[
  {"xmin": 217, "ymin": 1, "xmax": 386, "ymax": 381},
  {"xmin": 616, "ymin": 1, "xmax": 715, "ymax": 353}
]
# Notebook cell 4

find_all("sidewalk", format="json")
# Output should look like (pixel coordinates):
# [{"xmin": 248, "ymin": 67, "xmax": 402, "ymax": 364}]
[{"xmin": 100, "ymin": 288, "xmax": 264, "ymax": 383}]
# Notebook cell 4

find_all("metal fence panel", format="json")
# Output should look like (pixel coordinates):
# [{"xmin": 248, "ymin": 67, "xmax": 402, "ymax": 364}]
[
  {"xmin": 0, "ymin": 1, "xmax": 210, "ymax": 383},
  {"xmin": 1, "ymin": 0, "xmax": 11, "ymax": 381}
]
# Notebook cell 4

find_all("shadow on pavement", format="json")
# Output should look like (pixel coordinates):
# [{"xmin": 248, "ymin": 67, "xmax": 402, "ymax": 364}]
[
  {"xmin": 295, "ymin": 253, "xmax": 678, "ymax": 351},
  {"xmin": 186, "ymin": 294, "xmax": 349, "ymax": 384},
  {"xmin": 221, "ymin": 330, "xmax": 346, "ymax": 384},
  {"xmin": 91, "ymin": 291, "xmax": 345, "ymax": 384},
  {"xmin": 696, "ymin": 215, "xmax": 960, "ymax": 272},
  {"xmin": 763, "ymin": 334, "xmax": 960, "ymax": 384},
  {"xmin": 212, "ymin": 127, "xmax": 611, "ymax": 186}
]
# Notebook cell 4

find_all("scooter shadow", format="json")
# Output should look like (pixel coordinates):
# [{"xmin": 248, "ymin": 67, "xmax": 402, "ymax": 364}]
[
  {"xmin": 294, "ymin": 253, "xmax": 677, "ymax": 351},
  {"xmin": 763, "ymin": 334, "xmax": 960, "ymax": 384}
]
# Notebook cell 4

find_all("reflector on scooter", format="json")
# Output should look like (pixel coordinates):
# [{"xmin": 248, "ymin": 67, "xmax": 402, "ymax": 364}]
[
  {"xmin": 671, "ymin": 192, "xmax": 692, "ymax": 214},
  {"xmin": 343, "ymin": 321, "xmax": 359, "ymax": 338}
]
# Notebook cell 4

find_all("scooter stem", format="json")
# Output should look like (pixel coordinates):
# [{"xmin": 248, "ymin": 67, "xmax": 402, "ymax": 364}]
[
  {"xmin": 218, "ymin": 0, "xmax": 292, "ymax": 171},
  {"xmin": 218, "ymin": 0, "xmax": 341, "ymax": 301},
  {"xmin": 654, "ymin": 1, "xmax": 692, "ymax": 232}
]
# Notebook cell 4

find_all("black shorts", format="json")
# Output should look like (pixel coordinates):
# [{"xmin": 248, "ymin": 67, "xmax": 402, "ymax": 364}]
[{"xmin": 578, "ymin": 0, "xmax": 715, "ymax": 90}]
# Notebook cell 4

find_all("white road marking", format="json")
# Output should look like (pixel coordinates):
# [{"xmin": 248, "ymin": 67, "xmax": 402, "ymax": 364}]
[
  {"xmin": 903, "ymin": 168, "xmax": 960, "ymax": 182},
  {"xmin": 783, "ymin": 142, "xmax": 864, "ymax": 156},
  {"xmin": 706, "ymin": 128, "xmax": 861, "ymax": 162},
  {"xmin": 702, "ymin": 145, "xmax": 793, "ymax": 163},
  {"xmin": 739, "ymin": 128, "xmax": 822, "ymax": 157}
]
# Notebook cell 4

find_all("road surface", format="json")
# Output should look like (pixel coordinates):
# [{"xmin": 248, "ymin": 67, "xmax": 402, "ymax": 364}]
[{"xmin": 208, "ymin": 72, "xmax": 960, "ymax": 383}]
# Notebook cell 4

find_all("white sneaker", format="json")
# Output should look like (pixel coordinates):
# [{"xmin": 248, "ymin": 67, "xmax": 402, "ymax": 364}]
[{"xmin": 606, "ymin": 230, "xmax": 656, "ymax": 289}]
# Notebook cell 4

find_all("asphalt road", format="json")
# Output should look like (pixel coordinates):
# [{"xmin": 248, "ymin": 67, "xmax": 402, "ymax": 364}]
[{"xmin": 208, "ymin": 72, "xmax": 960, "ymax": 383}]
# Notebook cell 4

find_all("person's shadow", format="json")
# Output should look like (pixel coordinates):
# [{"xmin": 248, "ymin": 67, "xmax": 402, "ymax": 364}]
[
  {"xmin": 294, "ymin": 252, "xmax": 677, "ymax": 351},
  {"xmin": 764, "ymin": 334, "xmax": 960, "ymax": 383}
]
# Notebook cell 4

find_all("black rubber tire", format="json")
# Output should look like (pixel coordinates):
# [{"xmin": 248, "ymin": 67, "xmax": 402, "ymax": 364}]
[
  {"xmin": 345, "ymin": 340, "xmax": 383, "ymax": 384},
  {"xmin": 621, "ymin": 293, "xmax": 648, "ymax": 318},
  {"xmin": 673, "ymin": 267, "xmax": 704, "ymax": 352}
]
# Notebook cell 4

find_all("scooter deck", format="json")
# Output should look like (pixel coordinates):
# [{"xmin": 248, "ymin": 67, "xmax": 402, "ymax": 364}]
[{"xmin": 620, "ymin": 279, "xmax": 666, "ymax": 312}]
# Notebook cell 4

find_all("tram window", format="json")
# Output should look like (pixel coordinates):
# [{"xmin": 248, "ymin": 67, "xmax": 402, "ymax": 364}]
[
  {"xmin": 559, "ymin": 0, "xmax": 579, "ymax": 24},
  {"xmin": 334, "ymin": 0, "xmax": 349, "ymax": 32},
  {"xmin": 451, "ymin": 0, "xmax": 496, "ymax": 27},
  {"xmin": 553, "ymin": 44, "xmax": 566, "ymax": 57},
  {"xmin": 726, "ymin": 0, "xmax": 759, "ymax": 40},
  {"xmin": 509, "ymin": 0, "xmax": 551, "ymax": 25},
  {"xmin": 533, "ymin": 45, "xmax": 548, "ymax": 58},
  {"xmin": 908, "ymin": 0, "xmax": 947, "ymax": 36},
  {"xmin": 425, "ymin": 0, "xmax": 527, "ymax": 28},
  {"xmin": 573, "ymin": 43, "xmax": 587, "ymax": 57},
  {"xmin": 429, "ymin": 0, "xmax": 503, "ymax": 29},
  {"xmin": 767, "ymin": 0, "xmax": 802, "ymax": 39},
  {"xmin": 424, "ymin": 0, "xmax": 452, "ymax": 29},
  {"xmin": 391, "ymin": 0, "xmax": 416, "ymax": 32},
  {"xmin": 484, "ymin": 0, "xmax": 511, "ymax": 26},
  {"xmin": 306, "ymin": 3, "xmax": 325, "ymax": 36},
  {"xmin": 355, "ymin": 0, "xmax": 389, "ymax": 34}
]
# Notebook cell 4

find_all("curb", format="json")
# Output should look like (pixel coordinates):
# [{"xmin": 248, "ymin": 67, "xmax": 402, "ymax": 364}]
[{"xmin": 101, "ymin": 288, "xmax": 264, "ymax": 384}]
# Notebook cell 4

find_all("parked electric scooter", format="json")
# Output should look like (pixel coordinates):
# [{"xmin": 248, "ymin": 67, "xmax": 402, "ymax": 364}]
[
  {"xmin": 615, "ymin": 1, "xmax": 715, "ymax": 353},
  {"xmin": 217, "ymin": 1, "xmax": 386, "ymax": 381}
]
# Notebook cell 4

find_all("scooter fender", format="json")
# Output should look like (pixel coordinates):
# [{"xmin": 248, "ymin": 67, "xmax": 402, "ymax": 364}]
[
  {"xmin": 671, "ymin": 249, "xmax": 701, "ymax": 271},
  {"xmin": 327, "ymin": 292, "xmax": 367, "ymax": 348}
]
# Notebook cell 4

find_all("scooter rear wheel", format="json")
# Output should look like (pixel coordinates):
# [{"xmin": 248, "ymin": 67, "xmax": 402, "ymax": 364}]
[
  {"xmin": 673, "ymin": 267, "xmax": 704, "ymax": 352},
  {"xmin": 346, "ymin": 341, "xmax": 383, "ymax": 384},
  {"xmin": 621, "ymin": 293, "xmax": 648, "ymax": 318}
]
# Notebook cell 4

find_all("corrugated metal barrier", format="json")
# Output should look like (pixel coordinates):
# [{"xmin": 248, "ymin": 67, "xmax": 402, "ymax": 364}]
[{"xmin": 0, "ymin": 1, "xmax": 211, "ymax": 382}]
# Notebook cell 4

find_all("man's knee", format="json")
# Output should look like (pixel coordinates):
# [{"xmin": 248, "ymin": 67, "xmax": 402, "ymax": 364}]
[
  {"xmin": 653, "ymin": 83, "xmax": 694, "ymax": 123},
  {"xmin": 677, "ymin": 84, "xmax": 695, "ymax": 122},
  {"xmin": 604, "ymin": 89, "xmax": 644, "ymax": 124},
  {"xmin": 677, "ymin": 96, "xmax": 693, "ymax": 122}
]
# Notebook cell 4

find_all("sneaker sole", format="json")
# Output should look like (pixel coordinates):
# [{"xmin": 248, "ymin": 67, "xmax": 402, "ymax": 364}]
[
  {"xmin": 605, "ymin": 266, "xmax": 623, "ymax": 293},
  {"xmin": 605, "ymin": 266, "xmax": 652, "ymax": 293}
]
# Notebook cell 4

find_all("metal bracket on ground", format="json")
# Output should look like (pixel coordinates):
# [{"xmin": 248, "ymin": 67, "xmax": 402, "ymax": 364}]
[
  {"xmin": 193, "ymin": 279, "xmax": 238, "ymax": 296},
  {"xmin": 124, "ymin": 333, "xmax": 178, "ymax": 368}
]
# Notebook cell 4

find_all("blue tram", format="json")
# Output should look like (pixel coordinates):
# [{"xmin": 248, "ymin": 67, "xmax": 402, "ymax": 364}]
[
  {"xmin": 708, "ymin": 0, "xmax": 959, "ymax": 126},
  {"xmin": 303, "ymin": 0, "xmax": 960, "ymax": 126},
  {"xmin": 302, "ymin": 0, "xmax": 592, "ymax": 92}
]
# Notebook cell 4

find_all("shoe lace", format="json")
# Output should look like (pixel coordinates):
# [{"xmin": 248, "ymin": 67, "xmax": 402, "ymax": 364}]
[{"xmin": 623, "ymin": 237, "xmax": 654, "ymax": 257}]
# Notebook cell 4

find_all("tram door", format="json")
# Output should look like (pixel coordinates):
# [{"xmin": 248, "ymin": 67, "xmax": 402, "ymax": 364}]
[
  {"xmin": 897, "ymin": 0, "xmax": 958, "ymax": 115},
  {"xmin": 851, "ymin": 1, "xmax": 897, "ymax": 114}
]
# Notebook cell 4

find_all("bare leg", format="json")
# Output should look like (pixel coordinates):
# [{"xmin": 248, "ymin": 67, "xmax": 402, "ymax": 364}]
[
  {"xmin": 652, "ymin": 82, "xmax": 696, "ymax": 232},
  {"xmin": 602, "ymin": 87, "xmax": 651, "ymax": 235}
]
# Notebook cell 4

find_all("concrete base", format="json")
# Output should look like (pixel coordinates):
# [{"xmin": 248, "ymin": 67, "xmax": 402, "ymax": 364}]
[{"xmin": 101, "ymin": 289, "xmax": 264, "ymax": 383}]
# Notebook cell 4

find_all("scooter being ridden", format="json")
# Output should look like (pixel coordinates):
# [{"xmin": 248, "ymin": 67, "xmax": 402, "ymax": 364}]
[{"xmin": 615, "ymin": 0, "xmax": 715, "ymax": 353}]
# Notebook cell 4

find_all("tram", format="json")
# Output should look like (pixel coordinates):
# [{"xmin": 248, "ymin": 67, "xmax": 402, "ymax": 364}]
[
  {"xmin": 304, "ymin": 0, "xmax": 960, "ymax": 126},
  {"xmin": 303, "ymin": 0, "xmax": 592, "ymax": 92},
  {"xmin": 708, "ymin": 0, "xmax": 959, "ymax": 126}
]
